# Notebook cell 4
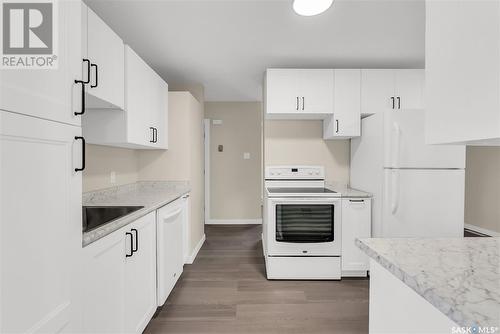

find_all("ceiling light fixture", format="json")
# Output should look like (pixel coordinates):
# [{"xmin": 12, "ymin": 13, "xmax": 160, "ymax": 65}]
[{"xmin": 293, "ymin": 0, "xmax": 334, "ymax": 16}]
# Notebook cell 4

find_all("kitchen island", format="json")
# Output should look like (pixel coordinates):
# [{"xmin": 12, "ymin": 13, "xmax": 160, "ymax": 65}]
[{"xmin": 357, "ymin": 237, "xmax": 500, "ymax": 334}]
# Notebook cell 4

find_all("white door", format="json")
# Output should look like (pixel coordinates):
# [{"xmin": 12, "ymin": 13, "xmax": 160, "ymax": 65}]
[
  {"xmin": 152, "ymin": 74, "xmax": 168, "ymax": 149},
  {"xmin": 0, "ymin": 1, "xmax": 83, "ymax": 125},
  {"xmin": 299, "ymin": 69, "xmax": 334, "ymax": 114},
  {"xmin": 125, "ymin": 45, "xmax": 154, "ymax": 146},
  {"xmin": 157, "ymin": 200, "xmax": 184, "ymax": 306},
  {"xmin": 86, "ymin": 6, "xmax": 125, "ymax": 109},
  {"xmin": 82, "ymin": 229, "xmax": 126, "ymax": 334},
  {"xmin": 265, "ymin": 69, "xmax": 300, "ymax": 114},
  {"xmin": 325, "ymin": 69, "xmax": 361, "ymax": 138},
  {"xmin": 382, "ymin": 169, "xmax": 465, "ymax": 238},
  {"xmin": 1, "ymin": 111, "xmax": 82, "ymax": 333},
  {"xmin": 394, "ymin": 70, "xmax": 425, "ymax": 110},
  {"xmin": 383, "ymin": 110, "xmax": 466, "ymax": 169},
  {"xmin": 341, "ymin": 198, "xmax": 371, "ymax": 275},
  {"xmin": 361, "ymin": 70, "xmax": 396, "ymax": 115},
  {"xmin": 124, "ymin": 212, "xmax": 157, "ymax": 334}
]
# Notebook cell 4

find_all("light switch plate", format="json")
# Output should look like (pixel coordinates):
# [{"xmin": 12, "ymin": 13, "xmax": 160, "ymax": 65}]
[
  {"xmin": 243, "ymin": 152, "xmax": 250, "ymax": 160},
  {"xmin": 213, "ymin": 119, "xmax": 223, "ymax": 125}
]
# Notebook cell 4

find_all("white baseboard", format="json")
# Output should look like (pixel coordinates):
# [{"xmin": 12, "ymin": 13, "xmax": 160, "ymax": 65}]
[
  {"xmin": 185, "ymin": 234, "xmax": 205, "ymax": 264},
  {"xmin": 206, "ymin": 219, "xmax": 262, "ymax": 225},
  {"xmin": 465, "ymin": 224, "xmax": 500, "ymax": 237}
]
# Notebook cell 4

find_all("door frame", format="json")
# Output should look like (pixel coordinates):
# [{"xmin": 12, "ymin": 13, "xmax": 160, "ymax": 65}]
[{"xmin": 203, "ymin": 118, "xmax": 210, "ymax": 223}]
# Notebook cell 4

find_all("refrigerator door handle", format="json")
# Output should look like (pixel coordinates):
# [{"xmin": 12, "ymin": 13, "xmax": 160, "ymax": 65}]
[
  {"xmin": 393, "ymin": 122, "xmax": 402, "ymax": 168},
  {"xmin": 391, "ymin": 169, "xmax": 400, "ymax": 214}
]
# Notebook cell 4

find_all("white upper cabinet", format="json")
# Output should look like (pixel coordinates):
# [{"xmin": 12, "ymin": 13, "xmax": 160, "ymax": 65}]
[
  {"xmin": 425, "ymin": 0, "xmax": 500, "ymax": 146},
  {"xmin": 0, "ymin": 0, "xmax": 83, "ymax": 125},
  {"xmin": 125, "ymin": 45, "xmax": 168, "ymax": 149},
  {"xmin": 324, "ymin": 69, "xmax": 361, "ymax": 139},
  {"xmin": 265, "ymin": 69, "xmax": 334, "ymax": 119},
  {"xmin": 361, "ymin": 69, "xmax": 424, "ymax": 115},
  {"xmin": 395, "ymin": 70, "xmax": 425, "ymax": 110},
  {"xmin": 83, "ymin": 5, "xmax": 125, "ymax": 110},
  {"xmin": 360, "ymin": 70, "xmax": 395, "ymax": 115},
  {"xmin": 82, "ymin": 45, "xmax": 168, "ymax": 149},
  {"xmin": 1, "ymin": 111, "xmax": 83, "ymax": 333}
]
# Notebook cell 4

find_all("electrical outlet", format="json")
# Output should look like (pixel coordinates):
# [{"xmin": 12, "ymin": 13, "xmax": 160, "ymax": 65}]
[{"xmin": 110, "ymin": 171, "xmax": 116, "ymax": 184}]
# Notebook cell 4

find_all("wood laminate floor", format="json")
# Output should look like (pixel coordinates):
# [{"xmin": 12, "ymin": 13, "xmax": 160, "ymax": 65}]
[{"xmin": 145, "ymin": 225, "xmax": 369, "ymax": 334}]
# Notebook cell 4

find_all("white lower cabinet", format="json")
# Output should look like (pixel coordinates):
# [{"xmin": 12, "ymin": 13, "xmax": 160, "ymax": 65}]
[
  {"xmin": 157, "ymin": 199, "xmax": 185, "ymax": 306},
  {"xmin": 341, "ymin": 198, "xmax": 371, "ymax": 277},
  {"xmin": 82, "ymin": 227, "xmax": 126, "ymax": 334},
  {"xmin": 82, "ymin": 212, "xmax": 157, "ymax": 334},
  {"xmin": 124, "ymin": 213, "xmax": 157, "ymax": 334}
]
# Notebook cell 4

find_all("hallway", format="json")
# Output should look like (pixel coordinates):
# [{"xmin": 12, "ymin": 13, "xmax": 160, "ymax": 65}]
[{"xmin": 145, "ymin": 225, "xmax": 369, "ymax": 334}]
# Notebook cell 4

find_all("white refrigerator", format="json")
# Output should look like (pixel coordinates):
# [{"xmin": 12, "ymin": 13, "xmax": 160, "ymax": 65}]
[{"xmin": 350, "ymin": 110, "xmax": 466, "ymax": 238}]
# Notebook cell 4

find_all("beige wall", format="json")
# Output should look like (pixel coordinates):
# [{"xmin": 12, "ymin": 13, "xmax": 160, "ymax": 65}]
[
  {"xmin": 139, "ymin": 92, "xmax": 205, "ymax": 252},
  {"xmin": 83, "ymin": 145, "xmax": 139, "ymax": 192},
  {"xmin": 264, "ymin": 120, "xmax": 350, "ymax": 184},
  {"xmin": 205, "ymin": 102, "xmax": 262, "ymax": 220},
  {"xmin": 465, "ymin": 147, "xmax": 500, "ymax": 233}
]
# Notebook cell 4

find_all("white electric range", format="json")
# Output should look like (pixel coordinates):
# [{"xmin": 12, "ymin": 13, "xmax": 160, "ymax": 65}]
[{"xmin": 263, "ymin": 166, "xmax": 342, "ymax": 280}]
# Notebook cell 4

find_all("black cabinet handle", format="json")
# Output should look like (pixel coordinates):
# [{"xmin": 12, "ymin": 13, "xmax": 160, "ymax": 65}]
[
  {"xmin": 349, "ymin": 199, "xmax": 365, "ymax": 202},
  {"xmin": 154, "ymin": 128, "xmax": 158, "ymax": 143},
  {"xmin": 397, "ymin": 96, "xmax": 401, "ymax": 110},
  {"xmin": 83, "ymin": 59, "xmax": 91, "ymax": 84},
  {"xmin": 149, "ymin": 127, "xmax": 155, "ymax": 143},
  {"xmin": 74, "ymin": 80, "xmax": 85, "ymax": 116},
  {"xmin": 296, "ymin": 97, "xmax": 299, "ymax": 110},
  {"xmin": 335, "ymin": 119, "xmax": 339, "ymax": 133},
  {"xmin": 390, "ymin": 96, "xmax": 395, "ymax": 109},
  {"xmin": 126, "ymin": 232, "xmax": 133, "ymax": 257},
  {"xmin": 74, "ymin": 136, "xmax": 85, "ymax": 172},
  {"xmin": 131, "ymin": 228, "xmax": 138, "ymax": 253},
  {"xmin": 90, "ymin": 64, "xmax": 98, "ymax": 88},
  {"xmin": 302, "ymin": 97, "xmax": 305, "ymax": 110}
]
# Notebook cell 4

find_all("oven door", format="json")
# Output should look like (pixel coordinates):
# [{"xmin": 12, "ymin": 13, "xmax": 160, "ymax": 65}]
[{"xmin": 266, "ymin": 197, "xmax": 341, "ymax": 256}]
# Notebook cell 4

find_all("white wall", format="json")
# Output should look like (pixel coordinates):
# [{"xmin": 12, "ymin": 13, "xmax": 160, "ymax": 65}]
[
  {"xmin": 139, "ymin": 92, "xmax": 205, "ymax": 253},
  {"xmin": 264, "ymin": 120, "xmax": 350, "ymax": 184},
  {"xmin": 465, "ymin": 147, "xmax": 500, "ymax": 234},
  {"xmin": 83, "ymin": 145, "xmax": 139, "ymax": 192},
  {"xmin": 205, "ymin": 102, "xmax": 262, "ymax": 220}
]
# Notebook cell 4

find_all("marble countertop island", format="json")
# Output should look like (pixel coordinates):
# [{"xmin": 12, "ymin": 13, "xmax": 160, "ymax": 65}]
[
  {"xmin": 356, "ymin": 237, "xmax": 500, "ymax": 328},
  {"xmin": 83, "ymin": 181, "xmax": 190, "ymax": 246}
]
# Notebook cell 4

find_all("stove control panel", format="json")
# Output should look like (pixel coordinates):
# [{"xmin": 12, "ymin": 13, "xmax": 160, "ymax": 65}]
[{"xmin": 265, "ymin": 166, "xmax": 324, "ymax": 180}]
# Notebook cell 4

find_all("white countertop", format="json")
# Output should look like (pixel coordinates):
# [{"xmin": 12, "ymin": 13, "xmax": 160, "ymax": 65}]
[
  {"xmin": 356, "ymin": 237, "xmax": 500, "ymax": 328},
  {"xmin": 326, "ymin": 182, "xmax": 372, "ymax": 198},
  {"xmin": 82, "ymin": 181, "xmax": 190, "ymax": 246}
]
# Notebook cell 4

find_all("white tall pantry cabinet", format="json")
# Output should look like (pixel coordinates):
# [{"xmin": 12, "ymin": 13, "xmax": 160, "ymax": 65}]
[{"xmin": 0, "ymin": 1, "xmax": 84, "ymax": 333}]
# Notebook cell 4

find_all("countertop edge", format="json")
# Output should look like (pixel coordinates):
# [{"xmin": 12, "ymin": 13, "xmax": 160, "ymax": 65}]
[
  {"xmin": 82, "ymin": 188, "xmax": 190, "ymax": 247},
  {"xmin": 355, "ymin": 238, "xmax": 471, "ymax": 328}
]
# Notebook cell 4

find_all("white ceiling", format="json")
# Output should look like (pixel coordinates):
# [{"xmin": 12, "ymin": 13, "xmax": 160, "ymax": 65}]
[{"xmin": 85, "ymin": 0, "xmax": 425, "ymax": 101}]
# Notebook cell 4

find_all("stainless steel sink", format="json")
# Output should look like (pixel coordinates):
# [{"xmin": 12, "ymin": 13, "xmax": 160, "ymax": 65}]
[{"xmin": 82, "ymin": 206, "xmax": 144, "ymax": 232}]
